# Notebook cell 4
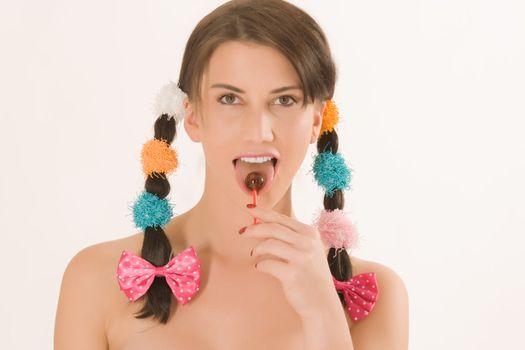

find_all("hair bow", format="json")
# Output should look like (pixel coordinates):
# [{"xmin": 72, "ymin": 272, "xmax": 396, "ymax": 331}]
[
  {"xmin": 116, "ymin": 246, "xmax": 201, "ymax": 304},
  {"xmin": 332, "ymin": 272, "xmax": 380, "ymax": 322}
]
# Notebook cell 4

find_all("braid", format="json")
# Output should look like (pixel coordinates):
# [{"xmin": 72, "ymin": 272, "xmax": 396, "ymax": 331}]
[
  {"xmin": 314, "ymin": 101, "xmax": 355, "ymax": 309},
  {"xmin": 133, "ymin": 114, "xmax": 177, "ymax": 324}
]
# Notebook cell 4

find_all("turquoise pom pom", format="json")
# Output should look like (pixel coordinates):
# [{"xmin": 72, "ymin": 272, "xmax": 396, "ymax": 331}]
[
  {"xmin": 311, "ymin": 151, "xmax": 352, "ymax": 197},
  {"xmin": 130, "ymin": 191, "xmax": 173, "ymax": 230}
]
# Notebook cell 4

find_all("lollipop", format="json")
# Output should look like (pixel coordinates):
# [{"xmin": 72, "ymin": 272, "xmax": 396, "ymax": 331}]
[{"xmin": 245, "ymin": 171, "xmax": 266, "ymax": 224}]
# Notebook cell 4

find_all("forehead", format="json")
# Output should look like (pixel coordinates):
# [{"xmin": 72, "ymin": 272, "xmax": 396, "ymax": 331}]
[{"xmin": 202, "ymin": 40, "xmax": 301, "ymax": 90}]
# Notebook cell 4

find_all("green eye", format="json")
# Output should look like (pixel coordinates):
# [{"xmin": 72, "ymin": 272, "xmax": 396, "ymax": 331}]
[
  {"xmin": 275, "ymin": 95, "xmax": 297, "ymax": 106},
  {"xmin": 218, "ymin": 94, "xmax": 239, "ymax": 105}
]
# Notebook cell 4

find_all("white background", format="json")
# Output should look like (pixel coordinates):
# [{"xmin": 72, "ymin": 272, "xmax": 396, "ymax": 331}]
[{"xmin": 1, "ymin": 0, "xmax": 524, "ymax": 348}]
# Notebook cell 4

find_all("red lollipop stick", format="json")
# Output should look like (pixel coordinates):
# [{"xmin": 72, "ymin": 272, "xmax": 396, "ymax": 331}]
[{"xmin": 252, "ymin": 188, "xmax": 258, "ymax": 224}]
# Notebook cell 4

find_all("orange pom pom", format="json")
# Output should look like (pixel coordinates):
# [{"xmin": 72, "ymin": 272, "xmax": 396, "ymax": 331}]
[
  {"xmin": 319, "ymin": 99, "xmax": 340, "ymax": 138},
  {"xmin": 141, "ymin": 139, "xmax": 179, "ymax": 177}
]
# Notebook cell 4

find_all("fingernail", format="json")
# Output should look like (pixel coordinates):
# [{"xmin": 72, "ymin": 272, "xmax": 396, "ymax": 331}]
[
  {"xmin": 238, "ymin": 226, "xmax": 246, "ymax": 234},
  {"xmin": 247, "ymin": 203, "xmax": 256, "ymax": 208}
]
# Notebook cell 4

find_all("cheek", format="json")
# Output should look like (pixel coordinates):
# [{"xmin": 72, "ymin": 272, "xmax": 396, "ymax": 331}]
[
  {"xmin": 279, "ymin": 123, "xmax": 312, "ymax": 174},
  {"xmin": 200, "ymin": 107, "xmax": 237, "ymax": 141},
  {"xmin": 285, "ymin": 114, "xmax": 315, "ymax": 144},
  {"xmin": 273, "ymin": 106, "xmax": 305, "ymax": 123},
  {"xmin": 286, "ymin": 133, "xmax": 310, "ymax": 164},
  {"xmin": 199, "ymin": 122, "xmax": 235, "ymax": 164}
]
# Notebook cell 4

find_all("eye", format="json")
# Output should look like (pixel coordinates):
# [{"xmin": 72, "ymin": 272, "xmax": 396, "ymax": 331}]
[
  {"xmin": 274, "ymin": 95, "xmax": 297, "ymax": 107},
  {"xmin": 218, "ymin": 93, "xmax": 240, "ymax": 105}
]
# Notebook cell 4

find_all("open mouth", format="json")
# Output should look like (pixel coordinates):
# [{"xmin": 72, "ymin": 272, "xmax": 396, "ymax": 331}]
[{"xmin": 232, "ymin": 157, "xmax": 279, "ymax": 196}]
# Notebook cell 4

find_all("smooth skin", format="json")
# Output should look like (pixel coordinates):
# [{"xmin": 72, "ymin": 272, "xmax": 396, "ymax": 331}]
[{"xmin": 54, "ymin": 40, "xmax": 409, "ymax": 349}]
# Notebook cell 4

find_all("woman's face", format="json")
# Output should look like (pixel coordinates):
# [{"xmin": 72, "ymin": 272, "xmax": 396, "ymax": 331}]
[{"xmin": 184, "ymin": 40, "xmax": 325, "ymax": 204}]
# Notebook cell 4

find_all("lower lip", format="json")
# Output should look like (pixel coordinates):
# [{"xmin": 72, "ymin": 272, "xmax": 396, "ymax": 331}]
[{"xmin": 233, "ymin": 159, "xmax": 279, "ymax": 197}]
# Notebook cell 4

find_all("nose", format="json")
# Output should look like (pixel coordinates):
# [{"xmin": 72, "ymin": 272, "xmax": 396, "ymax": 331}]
[{"xmin": 242, "ymin": 106, "xmax": 274, "ymax": 143}]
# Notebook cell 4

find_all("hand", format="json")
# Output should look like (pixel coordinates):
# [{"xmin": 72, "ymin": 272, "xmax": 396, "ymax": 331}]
[{"xmin": 240, "ymin": 204, "xmax": 338, "ymax": 319}]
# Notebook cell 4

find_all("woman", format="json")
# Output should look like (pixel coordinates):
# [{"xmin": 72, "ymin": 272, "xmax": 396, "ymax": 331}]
[{"xmin": 54, "ymin": 1, "xmax": 409, "ymax": 349}]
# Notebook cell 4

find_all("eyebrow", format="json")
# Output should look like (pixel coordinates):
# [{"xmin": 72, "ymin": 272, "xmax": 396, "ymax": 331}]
[{"xmin": 210, "ymin": 83, "xmax": 301, "ymax": 94}]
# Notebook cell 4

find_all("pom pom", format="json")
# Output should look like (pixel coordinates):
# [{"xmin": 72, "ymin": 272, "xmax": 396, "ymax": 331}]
[
  {"xmin": 312, "ymin": 208, "xmax": 359, "ymax": 249},
  {"xmin": 130, "ymin": 191, "xmax": 173, "ymax": 230},
  {"xmin": 153, "ymin": 80, "xmax": 187, "ymax": 124},
  {"xmin": 141, "ymin": 139, "xmax": 179, "ymax": 177},
  {"xmin": 319, "ymin": 99, "xmax": 340, "ymax": 138},
  {"xmin": 311, "ymin": 151, "xmax": 352, "ymax": 197}
]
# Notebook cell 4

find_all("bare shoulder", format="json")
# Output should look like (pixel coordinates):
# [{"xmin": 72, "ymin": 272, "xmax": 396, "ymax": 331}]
[
  {"xmin": 351, "ymin": 256, "xmax": 408, "ymax": 292},
  {"xmin": 54, "ymin": 233, "xmax": 142, "ymax": 350},
  {"xmin": 348, "ymin": 256, "xmax": 409, "ymax": 350}
]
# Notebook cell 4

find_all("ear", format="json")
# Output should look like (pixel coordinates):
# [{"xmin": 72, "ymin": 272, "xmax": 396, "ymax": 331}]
[
  {"xmin": 310, "ymin": 100, "xmax": 326, "ymax": 144},
  {"xmin": 182, "ymin": 97, "xmax": 202, "ymax": 143}
]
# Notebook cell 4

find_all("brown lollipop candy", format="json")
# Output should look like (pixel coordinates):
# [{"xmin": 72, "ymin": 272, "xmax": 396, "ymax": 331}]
[{"xmin": 244, "ymin": 171, "xmax": 266, "ymax": 192}]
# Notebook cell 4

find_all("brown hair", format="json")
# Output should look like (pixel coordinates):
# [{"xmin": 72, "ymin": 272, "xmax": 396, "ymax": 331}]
[{"xmin": 135, "ymin": 0, "xmax": 353, "ymax": 324}]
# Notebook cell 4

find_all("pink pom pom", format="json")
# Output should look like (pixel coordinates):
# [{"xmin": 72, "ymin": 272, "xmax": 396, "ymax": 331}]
[{"xmin": 312, "ymin": 209, "xmax": 359, "ymax": 249}]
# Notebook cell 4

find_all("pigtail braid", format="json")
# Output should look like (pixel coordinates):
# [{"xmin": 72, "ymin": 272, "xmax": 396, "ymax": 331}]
[
  {"xmin": 133, "ymin": 114, "xmax": 178, "ymax": 324},
  {"xmin": 312, "ymin": 100, "xmax": 357, "ymax": 309}
]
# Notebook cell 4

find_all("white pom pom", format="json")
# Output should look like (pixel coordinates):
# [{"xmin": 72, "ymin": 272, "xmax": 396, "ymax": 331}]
[{"xmin": 153, "ymin": 80, "xmax": 187, "ymax": 124}]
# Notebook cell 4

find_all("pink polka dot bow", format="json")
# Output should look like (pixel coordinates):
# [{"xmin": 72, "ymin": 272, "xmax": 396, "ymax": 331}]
[
  {"xmin": 332, "ymin": 272, "xmax": 380, "ymax": 322},
  {"xmin": 116, "ymin": 246, "xmax": 201, "ymax": 304}
]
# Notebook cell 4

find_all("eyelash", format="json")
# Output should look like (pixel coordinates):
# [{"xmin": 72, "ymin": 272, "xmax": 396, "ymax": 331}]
[{"xmin": 218, "ymin": 93, "xmax": 297, "ymax": 106}]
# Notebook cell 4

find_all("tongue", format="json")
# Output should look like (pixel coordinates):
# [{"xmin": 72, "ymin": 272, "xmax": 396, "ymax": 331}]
[{"xmin": 234, "ymin": 159, "xmax": 275, "ymax": 192}]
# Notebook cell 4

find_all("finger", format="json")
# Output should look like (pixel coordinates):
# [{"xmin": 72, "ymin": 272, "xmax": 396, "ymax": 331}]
[
  {"xmin": 244, "ymin": 222, "xmax": 308, "ymax": 249},
  {"xmin": 245, "ymin": 205, "xmax": 312, "ymax": 234},
  {"xmin": 251, "ymin": 237, "xmax": 302, "ymax": 263},
  {"xmin": 254, "ymin": 258, "xmax": 291, "ymax": 281}
]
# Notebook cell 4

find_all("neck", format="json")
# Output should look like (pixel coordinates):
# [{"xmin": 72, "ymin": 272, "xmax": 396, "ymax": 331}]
[{"xmin": 168, "ymin": 172, "xmax": 297, "ymax": 267}]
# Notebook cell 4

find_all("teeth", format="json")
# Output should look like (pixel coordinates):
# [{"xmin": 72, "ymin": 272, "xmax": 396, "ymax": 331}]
[{"xmin": 239, "ymin": 156, "xmax": 273, "ymax": 164}]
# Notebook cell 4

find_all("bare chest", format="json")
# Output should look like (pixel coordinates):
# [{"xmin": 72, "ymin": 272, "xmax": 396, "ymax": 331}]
[{"xmin": 106, "ymin": 263, "xmax": 305, "ymax": 350}]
